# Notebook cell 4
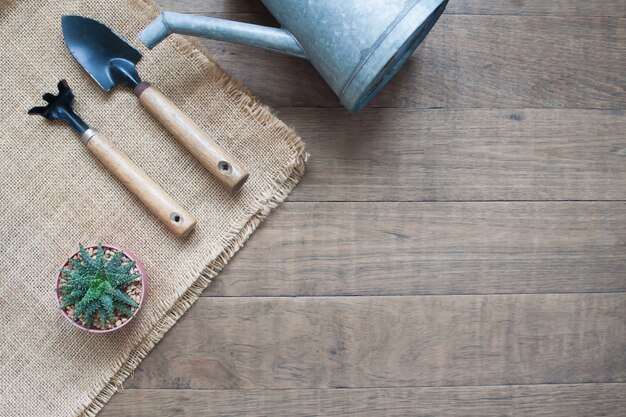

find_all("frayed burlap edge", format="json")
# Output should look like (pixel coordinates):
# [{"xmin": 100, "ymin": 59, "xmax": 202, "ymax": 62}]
[{"xmin": 78, "ymin": 1, "xmax": 308, "ymax": 415}]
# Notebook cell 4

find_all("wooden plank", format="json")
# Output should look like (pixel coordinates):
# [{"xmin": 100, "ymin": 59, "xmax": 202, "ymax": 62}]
[
  {"xmin": 204, "ymin": 202, "xmax": 626, "ymax": 297},
  {"xmin": 280, "ymin": 109, "xmax": 626, "ymax": 202},
  {"xmin": 450, "ymin": 1, "xmax": 626, "ymax": 16},
  {"xmin": 182, "ymin": 16, "xmax": 626, "ymax": 109},
  {"xmin": 102, "ymin": 384, "xmax": 626, "ymax": 417},
  {"xmin": 125, "ymin": 294, "xmax": 626, "ymax": 389},
  {"xmin": 513, "ymin": 384, "xmax": 626, "ymax": 417},
  {"xmin": 157, "ymin": 0, "xmax": 269, "ymax": 14},
  {"xmin": 158, "ymin": 0, "xmax": 626, "ymax": 16}
]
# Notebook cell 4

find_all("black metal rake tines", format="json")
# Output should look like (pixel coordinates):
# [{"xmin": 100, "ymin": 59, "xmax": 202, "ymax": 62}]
[
  {"xmin": 28, "ymin": 80, "xmax": 89, "ymax": 135},
  {"xmin": 28, "ymin": 80, "xmax": 73, "ymax": 119}
]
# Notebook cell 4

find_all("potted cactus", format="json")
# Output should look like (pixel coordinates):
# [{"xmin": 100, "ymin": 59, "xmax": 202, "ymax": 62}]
[{"xmin": 55, "ymin": 243, "xmax": 146, "ymax": 333}]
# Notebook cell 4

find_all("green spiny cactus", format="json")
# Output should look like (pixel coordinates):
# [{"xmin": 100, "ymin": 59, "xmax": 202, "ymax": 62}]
[{"xmin": 57, "ymin": 243, "xmax": 141, "ymax": 328}]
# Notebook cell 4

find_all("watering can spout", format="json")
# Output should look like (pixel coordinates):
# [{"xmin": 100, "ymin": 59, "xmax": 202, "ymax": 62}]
[{"xmin": 138, "ymin": 12, "xmax": 306, "ymax": 58}]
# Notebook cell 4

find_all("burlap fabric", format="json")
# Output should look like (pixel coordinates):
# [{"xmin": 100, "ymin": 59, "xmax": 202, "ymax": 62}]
[{"xmin": 0, "ymin": 0, "xmax": 306, "ymax": 415}]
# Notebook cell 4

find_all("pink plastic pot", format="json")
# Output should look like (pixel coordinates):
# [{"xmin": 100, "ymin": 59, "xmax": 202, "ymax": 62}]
[{"xmin": 55, "ymin": 243, "xmax": 147, "ymax": 333}]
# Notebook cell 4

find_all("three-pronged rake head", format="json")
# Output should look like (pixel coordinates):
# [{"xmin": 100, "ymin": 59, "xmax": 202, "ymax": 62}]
[
  {"xmin": 28, "ymin": 80, "xmax": 89, "ymax": 134},
  {"xmin": 29, "ymin": 80, "xmax": 74, "ymax": 120}
]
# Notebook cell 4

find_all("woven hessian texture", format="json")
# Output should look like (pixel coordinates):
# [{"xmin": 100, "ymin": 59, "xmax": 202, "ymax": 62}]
[{"xmin": 0, "ymin": 0, "xmax": 306, "ymax": 415}]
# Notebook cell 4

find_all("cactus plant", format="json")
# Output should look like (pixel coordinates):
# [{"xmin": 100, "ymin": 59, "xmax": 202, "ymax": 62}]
[{"xmin": 56, "ymin": 243, "xmax": 141, "ymax": 329}]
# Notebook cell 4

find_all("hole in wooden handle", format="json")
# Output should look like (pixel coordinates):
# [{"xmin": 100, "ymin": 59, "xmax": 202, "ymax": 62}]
[
  {"xmin": 170, "ymin": 213, "xmax": 182, "ymax": 223},
  {"xmin": 218, "ymin": 161, "xmax": 232, "ymax": 175}
]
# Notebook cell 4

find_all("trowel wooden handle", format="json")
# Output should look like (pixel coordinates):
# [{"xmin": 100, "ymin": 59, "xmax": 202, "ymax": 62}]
[
  {"xmin": 82, "ymin": 129, "xmax": 197, "ymax": 237},
  {"xmin": 134, "ymin": 82, "xmax": 249, "ymax": 191}
]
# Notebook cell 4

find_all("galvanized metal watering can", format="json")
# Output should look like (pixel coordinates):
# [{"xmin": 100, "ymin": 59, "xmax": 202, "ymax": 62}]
[{"xmin": 139, "ymin": 0, "xmax": 449, "ymax": 112}]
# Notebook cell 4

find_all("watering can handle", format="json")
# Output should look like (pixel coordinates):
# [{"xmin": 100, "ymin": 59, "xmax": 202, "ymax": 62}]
[{"xmin": 139, "ymin": 12, "xmax": 306, "ymax": 58}]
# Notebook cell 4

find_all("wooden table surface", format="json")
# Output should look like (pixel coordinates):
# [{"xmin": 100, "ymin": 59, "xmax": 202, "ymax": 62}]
[{"xmin": 102, "ymin": 1, "xmax": 626, "ymax": 415}]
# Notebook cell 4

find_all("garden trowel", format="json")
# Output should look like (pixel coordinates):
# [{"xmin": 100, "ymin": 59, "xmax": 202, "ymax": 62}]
[{"xmin": 62, "ymin": 15, "xmax": 249, "ymax": 191}]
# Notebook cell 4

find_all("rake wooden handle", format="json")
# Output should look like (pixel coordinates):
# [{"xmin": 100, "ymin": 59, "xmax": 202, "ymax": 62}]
[
  {"xmin": 134, "ymin": 82, "xmax": 249, "ymax": 191},
  {"xmin": 82, "ymin": 129, "xmax": 197, "ymax": 237}
]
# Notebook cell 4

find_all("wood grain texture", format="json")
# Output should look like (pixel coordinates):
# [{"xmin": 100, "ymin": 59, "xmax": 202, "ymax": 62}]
[
  {"xmin": 136, "ymin": 83, "xmax": 249, "ymax": 190},
  {"xmin": 277, "ymin": 109, "xmax": 626, "ymax": 202},
  {"xmin": 157, "ymin": 0, "xmax": 269, "ymax": 14},
  {"xmin": 449, "ymin": 1, "xmax": 626, "ymax": 16},
  {"xmin": 130, "ymin": 1, "xmax": 626, "ymax": 415},
  {"xmin": 182, "ymin": 15, "xmax": 626, "ymax": 109},
  {"xmin": 158, "ymin": 0, "xmax": 626, "ymax": 16},
  {"xmin": 125, "ymin": 294, "xmax": 626, "ymax": 389},
  {"xmin": 102, "ymin": 384, "xmax": 626, "ymax": 417},
  {"xmin": 204, "ymin": 202, "xmax": 626, "ymax": 296},
  {"xmin": 86, "ymin": 131, "xmax": 196, "ymax": 236}
]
